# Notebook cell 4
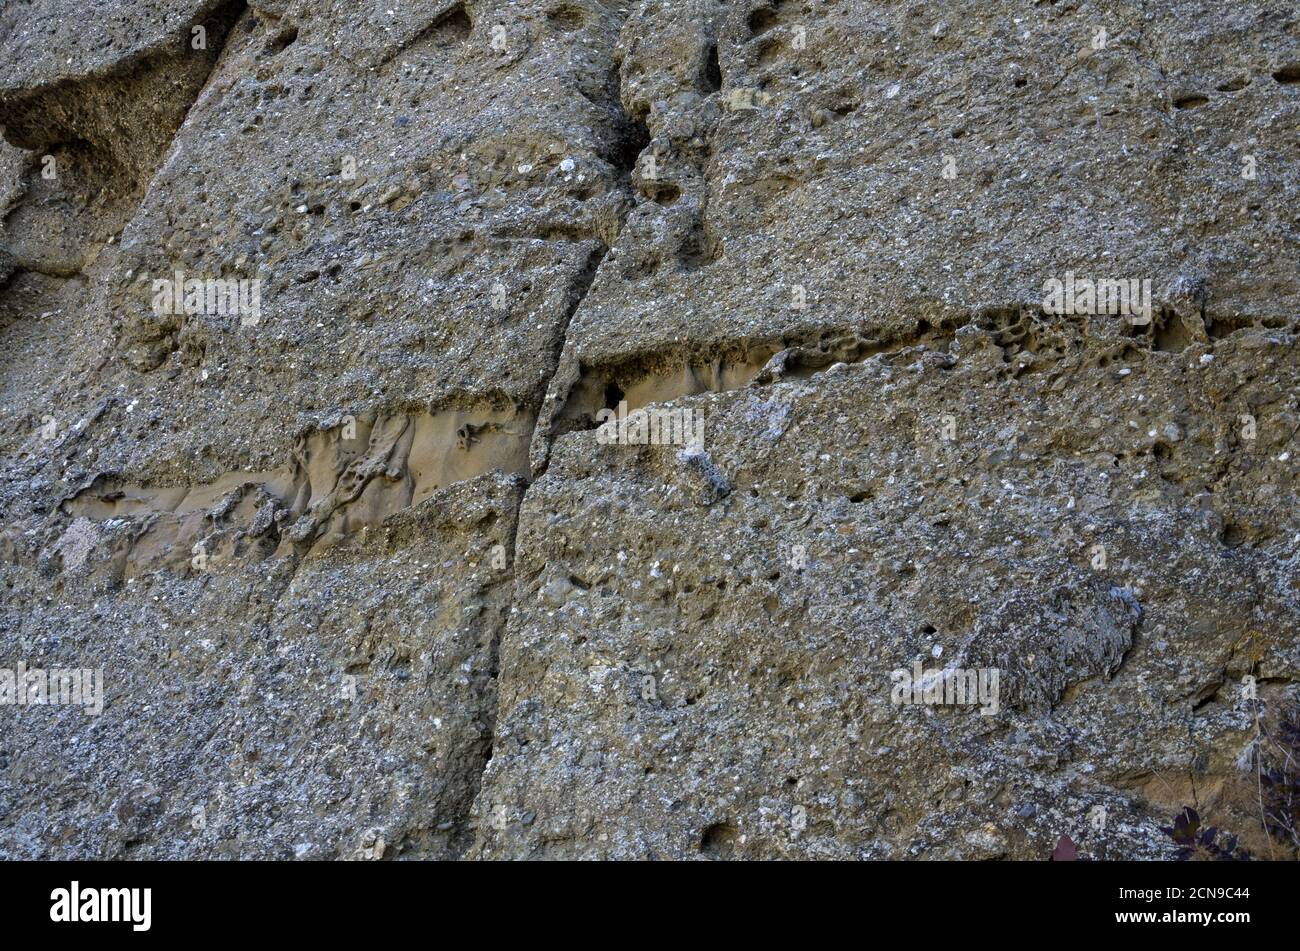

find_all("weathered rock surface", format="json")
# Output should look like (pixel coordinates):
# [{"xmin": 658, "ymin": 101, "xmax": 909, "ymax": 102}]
[{"xmin": 1, "ymin": 0, "xmax": 1297, "ymax": 859}]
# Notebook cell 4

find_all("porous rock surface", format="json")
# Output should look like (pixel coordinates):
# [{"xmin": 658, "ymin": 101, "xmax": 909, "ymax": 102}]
[{"xmin": 0, "ymin": 0, "xmax": 1297, "ymax": 859}]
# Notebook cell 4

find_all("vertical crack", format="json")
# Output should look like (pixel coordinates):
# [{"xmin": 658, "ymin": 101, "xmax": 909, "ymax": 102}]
[{"xmin": 469, "ymin": 22, "xmax": 650, "ymax": 854}]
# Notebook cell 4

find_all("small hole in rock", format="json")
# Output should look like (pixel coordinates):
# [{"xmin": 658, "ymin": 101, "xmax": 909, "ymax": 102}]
[
  {"xmin": 265, "ymin": 25, "xmax": 298, "ymax": 55},
  {"xmin": 1221, "ymin": 523, "xmax": 1248, "ymax": 548},
  {"xmin": 547, "ymin": 5, "xmax": 585, "ymax": 32},
  {"xmin": 748, "ymin": 7, "xmax": 779, "ymax": 36},
  {"xmin": 701, "ymin": 44, "xmax": 722, "ymax": 93},
  {"xmin": 1272, "ymin": 64, "xmax": 1300, "ymax": 85},
  {"xmin": 700, "ymin": 822, "xmax": 739, "ymax": 858}
]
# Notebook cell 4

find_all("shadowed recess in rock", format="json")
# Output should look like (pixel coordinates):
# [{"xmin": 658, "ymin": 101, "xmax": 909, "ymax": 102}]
[{"xmin": 554, "ymin": 320, "xmax": 959, "ymax": 429}]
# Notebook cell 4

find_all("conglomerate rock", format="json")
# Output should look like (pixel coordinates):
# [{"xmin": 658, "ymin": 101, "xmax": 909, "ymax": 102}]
[{"xmin": 0, "ymin": 0, "xmax": 1297, "ymax": 859}]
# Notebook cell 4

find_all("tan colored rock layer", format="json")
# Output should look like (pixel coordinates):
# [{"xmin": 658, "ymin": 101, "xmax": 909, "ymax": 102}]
[{"xmin": 1, "ymin": 0, "xmax": 1297, "ymax": 859}]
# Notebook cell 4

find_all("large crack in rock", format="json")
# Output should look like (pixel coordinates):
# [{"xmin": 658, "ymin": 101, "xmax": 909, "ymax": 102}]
[{"xmin": 1, "ymin": 0, "xmax": 1298, "ymax": 861}]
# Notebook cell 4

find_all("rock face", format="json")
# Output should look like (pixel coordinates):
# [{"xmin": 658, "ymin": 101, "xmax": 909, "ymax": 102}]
[{"xmin": 0, "ymin": 0, "xmax": 1297, "ymax": 860}]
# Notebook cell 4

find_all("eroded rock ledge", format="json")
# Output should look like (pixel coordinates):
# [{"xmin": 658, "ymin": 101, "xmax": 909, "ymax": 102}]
[{"xmin": 1, "ymin": 0, "xmax": 1297, "ymax": 860}]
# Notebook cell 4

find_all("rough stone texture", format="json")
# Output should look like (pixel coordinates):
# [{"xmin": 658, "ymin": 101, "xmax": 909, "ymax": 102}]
[{"xmin": 1, "ymin": 0, "xmax": 1297, "ymax": 860}]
